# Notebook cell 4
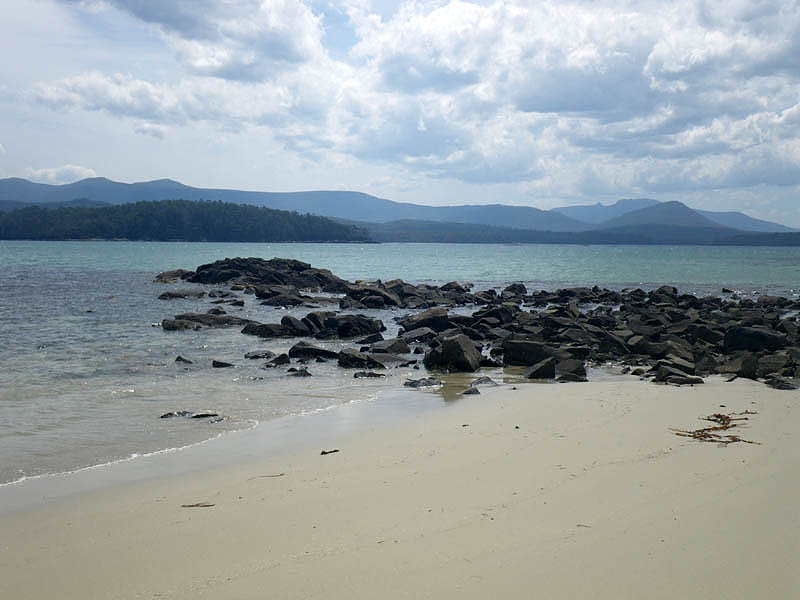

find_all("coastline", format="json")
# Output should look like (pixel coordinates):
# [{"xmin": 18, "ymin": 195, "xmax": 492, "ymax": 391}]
[{"xmin": 2, "ymin": 375, "xmax": 797, "ymax": 599}]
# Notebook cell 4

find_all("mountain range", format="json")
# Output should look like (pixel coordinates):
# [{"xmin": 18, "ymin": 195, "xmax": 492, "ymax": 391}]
[{"xmin": 0, "ymin": 176, "xmax": 796, "ymax": 244}]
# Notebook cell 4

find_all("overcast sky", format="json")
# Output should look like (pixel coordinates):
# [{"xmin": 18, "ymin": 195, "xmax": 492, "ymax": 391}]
[{"xmin": 2, "ymin": 0, "xmax": 799, "ymax": 224}]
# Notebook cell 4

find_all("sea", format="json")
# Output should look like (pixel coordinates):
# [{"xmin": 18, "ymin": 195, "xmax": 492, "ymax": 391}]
[{"xmin": 2, "ymin": 241, "xmax": 799, "ymax": 492}]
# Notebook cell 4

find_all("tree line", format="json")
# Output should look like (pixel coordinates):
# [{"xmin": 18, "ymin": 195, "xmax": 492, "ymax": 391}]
[{"xmin": 0, "ymin": 199, "xmax": 371, "ymax": 242}]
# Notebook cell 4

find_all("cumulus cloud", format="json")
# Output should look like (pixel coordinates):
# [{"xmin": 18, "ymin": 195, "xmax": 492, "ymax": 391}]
[
  {"xmin": 34, "ymin": 0, "xmax": 800, "ymax": 201},
  {"xmin": 24, "ymin": 164, "xmax": 97, "ymax": 184},
  {"xmin": 134, "ymin": 121, "xmax": 167, "ymax": 139}
]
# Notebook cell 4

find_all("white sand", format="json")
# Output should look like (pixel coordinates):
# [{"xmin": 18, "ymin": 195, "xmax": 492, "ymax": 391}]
[{"xmin": 1, "ymin": 376, "xmax": 798, "ymax": 599}]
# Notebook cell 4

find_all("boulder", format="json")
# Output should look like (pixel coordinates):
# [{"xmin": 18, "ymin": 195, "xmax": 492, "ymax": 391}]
[
  {"xmin": 244, "ymin": 350, "xmax": 275, "ymax": 360},
  {"xmin": 158, "ymin": 289, "xmax": 205, "ymax": 300},
  {"xmin": 724, "ymin": 326, "xmax": 787, "ymax": 352},
  {"xmin": 154, "ymin": 269, "xmax": 194, "ymax": 283},
  {"xmin": 423, "ymin": 334, "xmax": 482, "ymax": 372},
  {"xmin": 371, "ymin": 338, "xmax": 411, "ymax": 354},
  {"xmin": 241, "ymin": 323, "xmax": 289, "ymax": 338},
  {"xmin": 288, "ymin": 341, "xmax": 338, "ymax": 360},
  {"xmin": 398, "ymin": 307, "xmax": 454, "ymax": 333},
  {"xmin": 337, "ymin": 349, "xmax": 386, "ymax": 369},
  {"xmin": 320, "ymin": 314, "xmax": 385, "ymax": 339},
  {"xmin": 523, "ymin": 357, "xmax": 556, "ymax": 379},
  {"xmin": 280, "ymin": 315, "xmax": 312, "ymax": 336},
  {"xmin": 502, "ymin": 339, "xmax": 557, "ymax": 366},
  {"xmin": 162, "ymin": 319, "xmax": 202, "ymax": 331},
  {"xmin": 404, "ymin": 377, "xmax": 443, "ymax": 388},
  {"xmin": 173, "ymin": 313, "xmax": 251, "ymax": 328},
  {"xmin": 212, "ymin": 360, "xmax": 234, "ymax": 368},
  {"xmin": 401, "ymin": 327, "xmax": 437, "ymax": 344},
  {"xmin": 354, "ymin": 371, "xmax": 386, "ymax": 378},
  {"xmin": 264, "ymin": 353, "xmax": 290, "ymax": 368}
]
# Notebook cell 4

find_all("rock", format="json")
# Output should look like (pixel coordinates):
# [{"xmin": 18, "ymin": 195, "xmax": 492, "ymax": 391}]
[
  {"xmin": 354, "ymin": 371, "xmax": 386, "ymax": 378},
  {"xmin": 401, "ymin": 327, "xmax": 437, "ymax": 344},
  {"xmin": 556, "ymin": 358, "xmax": 586, "ymax": 379},
  {"xmin": 337, "ymin": 349, "xmax": 386, "ymax": 369},
  {"xmin": 502, "ymin": 282, "xmax": 527, "ymax": 296},
  {"xmin": 404, "ymin": 377, "xmax": 442, "ymax": 388},
  {"xmin": 470, "ymin": 376, "xmax": 499, "ymax": 388},
  {"xmin": 175, "ymin": 355, "xmax": 193, "ymax": 364},
  {"xmin": 207, "ymin": 307, "xmax": 226, "ymax": 315},
  {"xmin": 158, "ymin": 289, "xmax": 205, "ymax": 300},
  {"xmin": 724, "ymin": 326, "xmax": 788, "ymax": 352},
  {"xmin": 264, "ymin": 353, "xmax": 290, "ymax": 368},
  {"xmin": 212, "ymin": 360, "xmax": 234, "ymax": 368},
  {"xmin": 356, "ymin": 332, "xmax": 384, "ymax": 344},
  {"xmin": 423, "ymin": 334, "xmax": 482, "ymax": 372},
  {"xmin": 189, "ymin": 257, "xmax": 346, "ymax": 290},
  {"xmin": 557, "ymin": 372, "xmax": 588, "ymax": 383},
  {"xmin": 664, "ymin": 375, "xmax": 704, "ymax": 386},
  {"xmin": 398, "ymin": 307, "xmax": 453, "ymax": 333},
  {"xmin": 154, "ymin": 269, "xmax": 194, "ymax": 283},
  {"xmin": 160, "ymin": 410, "xmax": 191, "ymax": 418},
  {"xmin": 191, "ymin": 412, "xmax": 220, "ymax": 419},
  {"xmin": 280, "ymin": 315, "xmax": 312, "ymax": 336},
  {"xmin": 288, "ymin": 341, "xmax": 338, "ymax": 360},
  {"xmin": 371, "ymin": 338, "xmax": 411, "ymax": 354},
  {"xmin": 757, "ymin": 353, "xmax": 789, "ymax": 377},
  {"xmin": 161, "ymin": 318, "xmax": 203, "ymax": 331},
  {"xmin": 764, "ymin": 376, "xmax": 798, "ymax": 390},
  {"xmin": 241, "ymin": 323, "xmax": 290, "ymax": 338},
  {"xmin": 523, "ymin": 357, "xmax": 556, "ymax": 379},
  {"xmin": 289, "ymin": 367, "xmax": 312, "ymax": 377},
  {"xmin": 173, "ymin": 313, "xmax": 251, "ymax": 328},
  {"xmin": 318, "ymin": 314, "xmax": 386, "ymax": 339},
  {"xmin": 260, "ymin": 294, "xmax": 308, "ymax": 307},
  {"xmin": 244, "ymin": 350, "xmax": 275, "ymax": 360},
  {"xmin": 502, "ymin": 339, "xmax": 557, "ymax": 366},
  {"xmin": 462, "ymin": 387, "xmax": 481, "ymax": 395}
]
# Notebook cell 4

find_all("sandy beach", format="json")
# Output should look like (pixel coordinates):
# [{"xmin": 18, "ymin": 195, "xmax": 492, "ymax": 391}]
[{"xmin": 1, "ymin": 375, "xmax": 798, "ymax": 599}]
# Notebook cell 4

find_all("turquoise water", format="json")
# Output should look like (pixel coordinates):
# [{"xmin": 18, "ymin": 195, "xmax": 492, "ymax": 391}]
[
  {"xmin": 2, "ymin": 241, "xmax": 799, "ymax": 294},
  {"xmin": 1, "ymin": 240, "xmax": 799, "ymax": 484}
]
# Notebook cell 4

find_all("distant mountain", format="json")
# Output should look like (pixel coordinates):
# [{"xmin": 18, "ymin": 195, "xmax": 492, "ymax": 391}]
[
  {"xmin": 697, "ymin": 210, "xmax": 796, "ymax": 233},
  {"xmin": 553, "ymin": 198, "xmax": 660, "ymax": 224},
  {"xmin": 595, "ymin": 201, "xmax": 728, "ymax": 230},
  {"xmin": 0, "ymin": 177, "xmax": 589, "ymax": 232}
]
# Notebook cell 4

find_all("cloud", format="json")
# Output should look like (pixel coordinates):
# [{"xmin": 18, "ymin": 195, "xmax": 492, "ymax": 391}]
[
  {"xmin": 33, "ymin": 0, "xmax": 800, "ymax": 200},
  {"xmin": 24, "ymin": 164, "xmax": 97, "ymax": 184},
  {"xmin": 92, "ymin": 0, "xmax": 326, "ymax": 81},
  {"xmin": 0, "ymin": 142, "xmax": 6, "ymax": 156},
  {"xmin": 134, "ymin": 121, "xmax": 167, "ymax": 139}
]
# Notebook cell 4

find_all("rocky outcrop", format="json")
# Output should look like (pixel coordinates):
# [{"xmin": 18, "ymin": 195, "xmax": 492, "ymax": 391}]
[{"xmin": 423, "ymin": 334, "xmax": 482, "ymax": 372}]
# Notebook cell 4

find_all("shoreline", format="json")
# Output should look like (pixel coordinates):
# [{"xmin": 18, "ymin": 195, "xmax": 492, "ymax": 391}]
[{"xmin": 2, "ymin": 376, "xmax": 797, "ymax": 599}]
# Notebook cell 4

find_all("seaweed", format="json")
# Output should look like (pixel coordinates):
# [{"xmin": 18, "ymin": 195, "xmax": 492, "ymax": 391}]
[{"xmin": 671, "ymin": 411, "xmax": 760, "ymax": 446}]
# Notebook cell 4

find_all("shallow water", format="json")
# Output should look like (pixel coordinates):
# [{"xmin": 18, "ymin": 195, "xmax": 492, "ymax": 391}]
[{"xmin": 1, "ymin": 241, "xmax": 798, "ymax": 484}]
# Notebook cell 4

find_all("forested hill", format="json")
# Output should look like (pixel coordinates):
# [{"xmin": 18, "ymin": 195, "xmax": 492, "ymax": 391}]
[{"xmin": 0, "ymin": 199, "xmax": 371, "ymax": 242}]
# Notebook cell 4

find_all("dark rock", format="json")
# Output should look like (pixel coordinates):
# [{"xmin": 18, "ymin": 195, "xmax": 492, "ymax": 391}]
[
  {"xmin": 502, "ymin": 282, "xmax": 527, "ymax": 296},
  {"xmin": 264, "ymin": 353, "xmax": 290, "ymax": 368},
  {"xmin": 339, "ymin": 296, "xmax": 366, "ymax": 310},
  {"xmin": 470, "ymin": 376, "xmax": 499, "ymax": 387},
  {"xmin": 244, "ymin": 350, "xmax": 276, "ymax": 360},
  {"xmin": 371, "ymin": 338, "xmax": 411, "ymax": 354},
  {"xmin": 260, "ymin": 294, "xmax": 308, "ymax": 307},
  {"xmin": 280, "ymin": 315, "xmax": 312, "ymax": 336},
  {"xmin": 523, "ymin": 357, "xmax": 556, "ymax": 379},
  {"xmin": 190, "ymin": 257, "xmax": 346, "ymax": 290},
  {"xmin": 362, "ymin": 295, "xmax": 386, "ymax": 309},
  {"xmin": 356, "ymin": 332, "xmax": 384, "ymax": 344},
  {"xmin": 241, "ymin": 323, "xmax": 290, "ymax": 338},
  {"xmin": 154, "ymin": 269, "xmax": 194, "ymax": 283},
  {"xmin": 664, "ymin": 375, "xmax": 704, "ymax": 386},
  {"xmin": 556, "ymin": 359, "xmax": 587, "ymax": 379},
  {"xmin": 289, "ymin": 367, "xmax": 312, "ymax": 377},
  {"xmin": 462, "ymin": 387, "xmax": 481, "ymax": 395},
  {"xmin": 207, "ymin": 307, "xmax": 226, "ymax": 315},
  {"xmin": 288, "ymin": 341, "xmax": 338, "ymax": 360},
  {"xmin": 757, "ymin": 353, "xmax": 789, "ymax": 377},
  {"xmin": 212, "ymin": 360, "xmax": 234, "ymax": 368},
  {"xmin": 502, "ymin": 339, "xmax": 558, "ymax": 366},
  {"xmin": 173, "ymin": 313, "xmax": 251, "ymax": 328},
  {"xmin": 160, "ymin": 410, "xmax": 191, "ymax": 418},
  {"xmin": 423, "ymin": 334, "xmax": 482, "ymax": 372},
  {"xmin": 557, "ymin": 372, "xmax": 588, "ymax": 383},
  {"xmin": 158, "ymin": 289, "xmax": 205, "ymax": 300},
  {"xmin": 319, "ymin": 314, "xmax": 385, "ymax": 339},
  {"xmin": 175, "ymin": 355, "xmax": 193, "ymax": 364},
  {"xmin": 162, "ymin": 319, "xmax": 202, "ymax": 331},
  {"xmin": 404, "ymin": 377, "xmax": 442, "ymax": 388},
  {"xmin": 337, "ymin": 349, "xmax": 386, "ymax": 369},
  {"xmin": 764, "ymin": 376, "xmax": 798, "ymax": 390},
  {"xmin": 191, "ymin": 412, "xmax": 220, "ymax": 419},
  {"xmin": 401, "ymin": 327, "xmax": 437, "ymax": 343},
  {"xmin": 724, "ymin": 326, "xmax": 788, "ymax": 352},
  {"xmin": 398, "ymin": 307, "xmax": 453, "ymax": 333},
  {"xmin": 354, "ymin": 371, "xmax": 386, "ymax": 378}
]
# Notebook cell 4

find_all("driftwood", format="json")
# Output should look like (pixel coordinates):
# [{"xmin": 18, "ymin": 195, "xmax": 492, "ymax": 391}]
[{"xmin": 672, "ymin": 411, "xmax": 760, "ymax": 446}]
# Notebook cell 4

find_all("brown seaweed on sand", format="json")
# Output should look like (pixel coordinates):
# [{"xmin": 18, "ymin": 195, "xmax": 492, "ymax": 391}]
[{"xmin": 672, "ymin": 412, "xmax": 760, "ymax": 446}]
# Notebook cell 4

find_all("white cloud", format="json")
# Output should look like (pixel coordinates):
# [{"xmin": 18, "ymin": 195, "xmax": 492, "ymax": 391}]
[
  {"xmin": 16, "ymin": 0, "xmax": 800, "ymax": 220},
  {"xmin": 24, "ymin": 164, "xmax": 97, "ymax": 184},
  {"xmin": 134, "ymin": 121, "xmax": 167, "ymax": 139}
]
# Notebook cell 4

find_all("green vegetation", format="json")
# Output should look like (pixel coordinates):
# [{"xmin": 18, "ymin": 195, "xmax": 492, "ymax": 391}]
[{"xmin": 0, "ymin": 199, "xmax": 371, "ymax": 242}]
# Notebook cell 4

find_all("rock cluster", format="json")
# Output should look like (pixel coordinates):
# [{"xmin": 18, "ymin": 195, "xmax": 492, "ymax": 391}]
[{"xmin": 157, "ymin": 257, "xmax": 800, "ymax": 389}]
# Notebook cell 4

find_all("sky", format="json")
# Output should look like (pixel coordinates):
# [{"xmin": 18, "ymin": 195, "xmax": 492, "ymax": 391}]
[{"xmin": 1, "ymin": 0, "xmax": 799, "ymax": 225}]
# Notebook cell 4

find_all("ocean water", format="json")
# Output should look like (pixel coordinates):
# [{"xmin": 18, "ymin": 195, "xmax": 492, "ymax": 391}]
[{"xmin": 1, "ymin": 241, "xmax": 799, "ymax": 485}]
